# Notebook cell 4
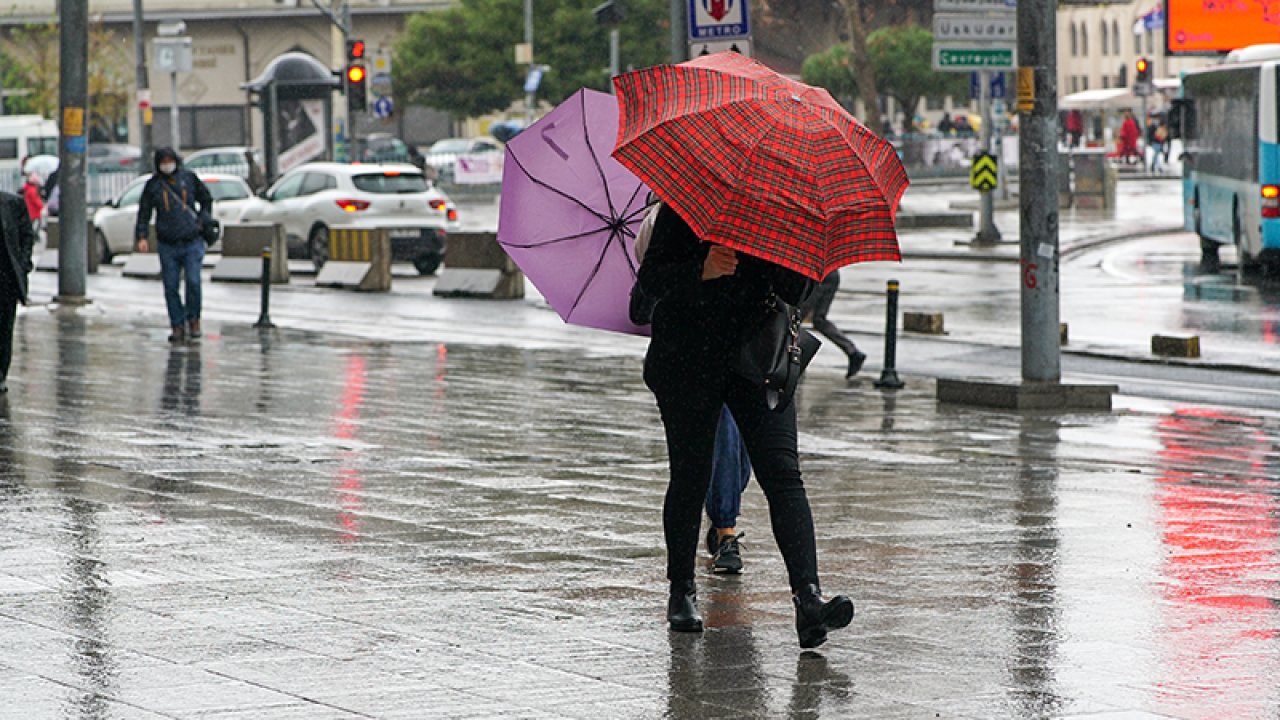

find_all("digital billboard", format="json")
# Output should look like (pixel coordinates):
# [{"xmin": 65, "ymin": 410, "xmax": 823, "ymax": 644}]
[{"xmin": 1167, "ymin": 0, "xmax": 1280, "ymax": 55}]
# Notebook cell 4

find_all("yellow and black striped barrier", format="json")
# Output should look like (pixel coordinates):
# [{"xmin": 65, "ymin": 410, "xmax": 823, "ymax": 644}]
[{"xmin": 316, "ymin": 227, "xmax": 391, "ymax": 291}]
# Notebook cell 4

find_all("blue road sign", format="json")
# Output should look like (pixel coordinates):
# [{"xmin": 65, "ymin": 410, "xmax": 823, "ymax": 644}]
[
  {"xmin": 688, "ymin": 0, "xmax": 750, "ymax": 40},
  {"xmin": 970, "ymin": 72, "xmax": 1008, "ymax": 100},
  {"xmin": 373, "ymin": 96, "xmax": 393, "ymax": 120},
  {"xmin": 523, "ymin": 67, "xmax": 544, "ymax": 94}
]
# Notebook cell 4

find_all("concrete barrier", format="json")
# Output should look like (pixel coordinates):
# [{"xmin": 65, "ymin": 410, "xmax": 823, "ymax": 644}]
[
  {"xmin": 1152, "ymin": 334, "xmax": 1200, "ymax": 358},
  {"xmin": 1071, "ymin": 149, "xmax": 1117, "ymax": 210},
  {"xmin": 36, "ymin": 218, "xmax": 99, "ymax": 274},
  {"xmin": 314, "ymin": 227, "xmax": 391, "ymax": 291},
  {"xmin": 212, "ymin": 223, "xmax": 289, "ymax": 284},
  {"xmin": 432, "ymin": 231, "xmax": 525, "ymax": 299},
  {"xmin": 903, "ymin": 311, "xmax": 945, "ymax": 335},
  {"xmin": 120, "ymin": 227, "xmax": 161, "ymax": 279}
]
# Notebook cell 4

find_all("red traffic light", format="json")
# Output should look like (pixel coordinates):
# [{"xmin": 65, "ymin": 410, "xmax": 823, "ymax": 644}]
[
  {"xmin": 346, "ymin": 39, "xmax": 366, "ymax": 60},
  {"xmin": 346, "ymin": 64, "xmax": 366, "ymax": 84}
]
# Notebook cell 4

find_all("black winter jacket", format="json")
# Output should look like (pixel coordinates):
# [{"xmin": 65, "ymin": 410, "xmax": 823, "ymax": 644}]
[
  {"xmin": 135, "ymin": 170, "xmax": 212, "ymax": 244},
  {"xmin": 638, "ymin": 204, "xmax": 813, "ymax": 385}
]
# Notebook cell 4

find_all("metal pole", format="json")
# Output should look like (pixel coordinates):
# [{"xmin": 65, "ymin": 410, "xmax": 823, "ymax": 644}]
[
  {"xmin": 254, "ymin": 246, "xmax": 275, "ymax": 328},
  {"xmin": 524, "ymin": 0, "xmax": 534, "ymax": 127},
  {"xmin": 169, "ymin": 70, "xmax": 180, "ymax": 150},
  {"xmin": 670, "ymin": 0, "xmax": 688, "ymax": 63},
  {"xmin": 874, "ymin": 279, "xmax": 904, "ymax": 390},
  {"xmin": 57, "ymin": 0, "xmax": 89, "ymax": 302},
  {"xmin": 609, "ymin": 27, "xmax": 620, "ymax": 91},
  {"xmin": 1017, "ymin": 0, "xmax": 1061, "ymax": 383},
  {"xmin": 341, "ymin": 1, "xmax": 354, "ymax": 161},
  {"xmin": 975, "ymin": 69, "xmax": 1001, "ymax": 244},
  {"xmin": 1140, "ymin": 95, "xmax": 1149, "ymax": 170},
  {"xmin": 132, "ymin": 0, "xmax": 152, "ymax": 171}
]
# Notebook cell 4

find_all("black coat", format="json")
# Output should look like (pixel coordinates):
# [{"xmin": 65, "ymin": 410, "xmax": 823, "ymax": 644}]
[
  {"xmin": 135, "ymin": 169, "xmax": 212, "ymax": 244},
  {"xmin": 0, "ymin": 192, "xmax": 34, "ymax": 304},
  {"xmin": 638, "ymin": 204, "xmax": 812, "ymax": 387}
]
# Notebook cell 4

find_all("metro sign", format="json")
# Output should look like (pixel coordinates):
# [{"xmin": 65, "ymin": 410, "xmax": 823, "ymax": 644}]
[{"xmin": 688, "ymin": 0, "xmax": 749, "ymax": 39}]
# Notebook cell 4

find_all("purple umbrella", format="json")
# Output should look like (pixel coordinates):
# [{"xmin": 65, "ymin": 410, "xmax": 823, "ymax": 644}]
[{"xmin": 498, "ymin": 89, "xmax": 651, "ymax": 335}]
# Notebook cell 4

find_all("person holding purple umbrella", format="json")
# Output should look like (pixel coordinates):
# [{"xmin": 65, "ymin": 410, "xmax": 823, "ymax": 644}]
[{"xmin": 638, "ymin": 203, "xmax": 855, "ymax": 648}]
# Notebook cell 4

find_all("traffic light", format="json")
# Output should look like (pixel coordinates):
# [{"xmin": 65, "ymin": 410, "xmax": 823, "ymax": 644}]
[
  {"xmin": 346, "ymin": 38, "xmax": 366, "ymax": 62},
  {"xmin": 1136, "ymin": 57, "xmax": 1151, "ymax": 84},
  {"xmin": 346, "ymin": 62, "xmax": 367, "ymax": 113}
]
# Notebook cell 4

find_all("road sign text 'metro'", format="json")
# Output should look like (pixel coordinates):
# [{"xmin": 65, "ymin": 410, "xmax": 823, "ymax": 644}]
[{"xmin": 688, "ymin": 0, "xmax": 749, "ymax": 39}]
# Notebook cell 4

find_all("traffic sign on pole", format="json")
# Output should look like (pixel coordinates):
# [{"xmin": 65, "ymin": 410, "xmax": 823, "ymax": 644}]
[
  {"xmin": 687, "ymin": 0, "xmax": 749, "ymax": 39},
  {"xmin": 689, "ymin": 37, "xmax": 752, "ymax": 58},
  {"xmin": 933, "ymin": 13, "xmax": 1016, "ymax": 42},
  {"xmin": 934, "ymin": 46, "xmax": 1014, "ymax": 70},
  {"xmin": 970, "ymin": 152, "xmax": 999, "ymax": 191}
]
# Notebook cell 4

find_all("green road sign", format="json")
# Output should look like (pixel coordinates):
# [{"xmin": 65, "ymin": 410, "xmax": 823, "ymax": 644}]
[
  {"xmin": 933, "ymin": 46, "xmax": 1015, "ymax": 71},
  {"xmin": 970, "ymin": 152, "xmax": 999, "ymax": 191}
]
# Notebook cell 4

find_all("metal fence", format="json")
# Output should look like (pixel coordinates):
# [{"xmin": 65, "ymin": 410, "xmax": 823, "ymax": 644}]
[{"xmin": 1, "ymin": 168, "xmax": 141, "ymax": 208}]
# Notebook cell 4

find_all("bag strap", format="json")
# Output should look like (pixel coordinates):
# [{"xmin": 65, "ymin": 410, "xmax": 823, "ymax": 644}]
[{"xmin": 160, "ymin": 176, "xmax": 200, "ymax": 220}]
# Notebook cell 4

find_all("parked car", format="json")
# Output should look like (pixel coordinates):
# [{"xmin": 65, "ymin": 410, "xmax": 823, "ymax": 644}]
[
  {"xmin": 87, "ymin": 143, "xmax": 143, "ymax": 171},
  {"xmin": 236, "ymin": 162, "xmax": 459, "ymax": 275},
  {"xmin": 354, "ymin": 133, "xmax": 415, "ymax": 165},
  {"xmin": 423, "ymin": 137, "xmax": 503, "ymax": 183},
  {"xmin": 92, "ymin": 172, "xmax": 255, "ymax": 262},
  {"xmin": 184, "ymin": 146, "xmax": 266, "ymax": 190}
]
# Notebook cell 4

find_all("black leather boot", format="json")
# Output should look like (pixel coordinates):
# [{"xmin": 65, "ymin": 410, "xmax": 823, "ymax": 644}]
[
  {"xmin": 793, "ymin": 583, "xmax": 854, "ymax": 649},
  {"xmin": 667, "ymin": 579, "xmax": 703, "ymax": 632}
]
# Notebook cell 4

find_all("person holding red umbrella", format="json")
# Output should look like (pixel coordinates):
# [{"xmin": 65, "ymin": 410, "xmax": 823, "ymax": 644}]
[
  {"xmin": 637, "ymin": 203, "xmax": 854, "ymax": 648},
  {"xmin": 616, "ymin": 52, "xmax": 907, "ymax": 648}
]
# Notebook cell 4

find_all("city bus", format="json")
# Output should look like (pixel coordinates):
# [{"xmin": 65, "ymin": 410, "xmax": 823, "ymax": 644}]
[{"xmin": 1172, "ymin": 44, "xmax": 1280, "ymax": 275}]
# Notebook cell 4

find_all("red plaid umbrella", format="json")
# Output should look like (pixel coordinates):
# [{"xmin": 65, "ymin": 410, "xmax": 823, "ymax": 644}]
[{"xmin": 612, "ymin": 52, "xmax": 909, "ymax": 281}]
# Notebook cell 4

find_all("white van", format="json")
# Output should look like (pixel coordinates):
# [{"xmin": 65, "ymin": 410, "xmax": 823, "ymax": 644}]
[{"xmin": 0, "ymin": 115, "xmax": 59, "ymax": 174}]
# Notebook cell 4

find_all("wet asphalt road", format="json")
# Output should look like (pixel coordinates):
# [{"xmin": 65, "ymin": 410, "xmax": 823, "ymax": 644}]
[{"xmin": 1, "ymin": 179, "xmax": 1279, "ymax": 718}]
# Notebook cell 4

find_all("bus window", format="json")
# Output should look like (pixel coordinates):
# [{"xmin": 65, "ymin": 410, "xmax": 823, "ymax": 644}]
[
  {"xmin": 26, "ymin": 137, "xmax": 57, "ymax": 156},
  {"xmin": 1169, "ymin": 98, "xmax": 1194, "ymax": 140}
]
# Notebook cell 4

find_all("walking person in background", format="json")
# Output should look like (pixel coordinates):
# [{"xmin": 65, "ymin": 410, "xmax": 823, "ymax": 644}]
[
  {"xmin": 1119, "ymin": 109, "xmax": 1142, "ymax": 165},
  {"xmin": 1065, "ymin": 109, "xmax": 1084, "ymax": 148},
  {"xmin": 134, "ymin": 147, "xmax": 213, "ymax": 343},
  {"xmin": 638, "ymin": 203, "xmax": 854, "ymax": 648},
  {"xmin": 20, "ymin": 171, "xmax": 43, "ymax": 231},
  {"xmin": 803, "ymin": 271, "xmax": 867, "ymax": 379},
  {"xmin": 0, "ymin": 191, "xmax": 35, "ymax": 394}
]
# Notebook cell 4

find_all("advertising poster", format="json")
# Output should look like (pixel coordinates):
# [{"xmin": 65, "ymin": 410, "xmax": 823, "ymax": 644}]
[
  {"xmin": 1167, "ymin": 0, "xmax": 1280, "ymax": 54},
  {"xmin": 277, "ymin": 98, "xmax": 326, "ymax": 173}
]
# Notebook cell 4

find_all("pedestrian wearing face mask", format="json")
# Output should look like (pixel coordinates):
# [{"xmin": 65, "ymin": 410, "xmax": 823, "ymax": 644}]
[{"xmin": 135, "ymin": 147, "xmax": 213, "ymax": 343}]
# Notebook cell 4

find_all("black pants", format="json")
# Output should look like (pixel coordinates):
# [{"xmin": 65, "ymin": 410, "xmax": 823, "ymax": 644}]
[
  {"xmin": 808, "ymin": 275, "xmax": 859, "ymax": 359},
  {"xmin": 649, "ymin": 368, "xmax": 819, "ymax": 593},
  {"xmin": 0, "ymin": 285, "xmax": 17, "ymax": 382}
]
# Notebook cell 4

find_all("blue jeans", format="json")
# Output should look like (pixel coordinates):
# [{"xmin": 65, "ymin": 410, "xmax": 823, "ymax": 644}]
[
  {"xmin": 705, "ymin": 405, "xmax": 752, "ymax": 529},
  {"xmin": 158, "ymin": 239, "xmax": 204, "ymax": 328}
]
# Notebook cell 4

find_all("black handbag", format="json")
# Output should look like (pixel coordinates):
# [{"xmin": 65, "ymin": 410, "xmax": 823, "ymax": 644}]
[
  {"xmin": 200, "ymin": 217, "xmax": 222, "ymax": 247},
  {"xmin": 731, "ymin": 295, "xmax": 822, "ymax": 412}
]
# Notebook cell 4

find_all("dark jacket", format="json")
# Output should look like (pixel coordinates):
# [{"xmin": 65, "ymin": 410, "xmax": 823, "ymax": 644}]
[
  {"xmin": 135, "ymin": 169, "xmax": 212, "ymax": 244},
  {"xmin": 0, "ymin": 192, "xmax": 35, "ymax": 303},
  {"xmin": 638, "ymin": 204, "xmax": 812, "ymax": 385}
]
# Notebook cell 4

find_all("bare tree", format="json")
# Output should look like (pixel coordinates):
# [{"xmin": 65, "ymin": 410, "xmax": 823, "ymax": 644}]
[{"xmin": 841, "ymin": 0, "xmax": 883, "ymax": 131}]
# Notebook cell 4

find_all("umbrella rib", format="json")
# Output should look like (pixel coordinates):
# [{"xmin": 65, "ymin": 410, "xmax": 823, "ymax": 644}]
[
  {"xmin": 499, "ymin": 226, "xmax": 606, "ymax": 249},
  {"xmin": 564, "ymin": 226, "xmax": 620, "ymax": 321},
  {"xmin": 506, "ymin": 147, "xmax": 612, "ymax": 225},
  {"xmin": 579, "ymin": 89, "xmax": 620, "ymax": 222}
]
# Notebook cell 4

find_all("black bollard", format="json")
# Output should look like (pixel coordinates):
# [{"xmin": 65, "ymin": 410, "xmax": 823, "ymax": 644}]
[
  {"xmin": 874, "ymin": 279, "xmax": 904, "ymax": 390},
  {"xmin": 253, "ymin": 245, "xmax": 276, "ymax": 329}
]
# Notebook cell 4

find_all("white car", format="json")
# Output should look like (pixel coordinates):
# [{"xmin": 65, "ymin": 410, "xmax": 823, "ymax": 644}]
[
  {"xmin": 237, "ymin": 162, "xmax": 459, "ymax": 275},
  {"xmin": 92, "ymin": 172, "xmax": 255, "ymax": 262}
]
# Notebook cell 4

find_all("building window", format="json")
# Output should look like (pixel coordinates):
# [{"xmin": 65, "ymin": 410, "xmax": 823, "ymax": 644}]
[
  {"xmin": 1081, "ymin": 76, "xmax": 1089, "ymax": 91},
  {"xmin": 1146, "ymin": 30, "xmax": 1153, "ymax": 54},
  {"xmin": 1135, "ymin": 27, "xmax": 1142, "ymax": 54},
  {"xmin": 1112, "ymin": 21, "xmax": 1120, "ymax": 57},
  {"xmin": 1082, "ymin": 26, "xmax": 1088, "ymax": 55},
  {"xmin": 926, "ymin": 96, "xmax": 944, "ymax": 111},
  {"xmin": 1101, "ymin": 21, "xmax": 1109, "ymax": 55},
  {"xmin": 1071, "ymin": 24, "xmax": 1079, "ymax": 56},
  {"xmin": 152, "ymin": 106, "xmax": 249, "ymax": 149}
]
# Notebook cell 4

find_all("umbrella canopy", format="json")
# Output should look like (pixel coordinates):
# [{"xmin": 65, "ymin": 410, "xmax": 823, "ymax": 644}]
[
  {"xmin": 497, "ymin": 89, "xmax": 652, "ymax": 335},
  {"xmin": 612, "ymin": 52, "xmax": 909, "ymax": 281}
]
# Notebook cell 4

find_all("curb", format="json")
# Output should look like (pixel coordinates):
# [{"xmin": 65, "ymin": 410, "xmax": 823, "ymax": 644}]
[{"xmin": 898, "ymin": 224, "xmax": 1185, "ymax": 263}]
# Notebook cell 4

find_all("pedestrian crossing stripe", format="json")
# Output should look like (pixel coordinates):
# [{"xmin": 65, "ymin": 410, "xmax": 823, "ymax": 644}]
[{"xmin": 970, "ymin": 152, "xmax": 998, "ymax": 192}]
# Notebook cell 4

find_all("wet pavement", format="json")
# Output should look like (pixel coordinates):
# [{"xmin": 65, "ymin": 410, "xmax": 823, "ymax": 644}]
[
  {"xmin": 2, "ymin": 177, "xmax": 1279, "ymax": 718},
  {"xmin": 2, "ymin": 303, "xmax": 1279, "ymax": 718}
]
